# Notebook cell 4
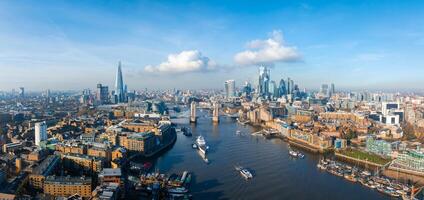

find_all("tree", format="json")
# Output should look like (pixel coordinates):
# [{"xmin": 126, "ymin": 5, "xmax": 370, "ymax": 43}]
[{"xmin": 401, "ymin": 122, "xmax": 416, "ymax": 140}]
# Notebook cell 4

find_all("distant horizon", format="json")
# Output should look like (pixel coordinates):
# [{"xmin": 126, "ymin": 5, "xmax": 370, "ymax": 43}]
[
  {"xmin": 1, "ymin": 1, "xmax": 424, "ymax": 91},
  {"xmin": 1, "ymin": 84, "xmax": 424, "ymax": 94}
]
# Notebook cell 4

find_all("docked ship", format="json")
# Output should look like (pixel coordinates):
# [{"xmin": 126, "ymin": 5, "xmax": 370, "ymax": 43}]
[
  {"xmin": 288, "ymin": 146, "xmax": 305, "ymax": 159},
  {"xmin": 235, "ymin": 166, "xmax": 253, "ymax": 179}
]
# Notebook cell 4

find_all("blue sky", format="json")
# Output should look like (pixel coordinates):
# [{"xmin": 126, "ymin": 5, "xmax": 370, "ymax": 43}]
[{"xmin": 1, "ymin": 0, "xmax": 424, "ymax": 91}]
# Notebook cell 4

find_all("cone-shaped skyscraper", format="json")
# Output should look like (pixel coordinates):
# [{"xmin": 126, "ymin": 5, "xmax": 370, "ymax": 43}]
[{"xmin": 115, "ymin": 61, "xmax": 125, "ymax": 103}]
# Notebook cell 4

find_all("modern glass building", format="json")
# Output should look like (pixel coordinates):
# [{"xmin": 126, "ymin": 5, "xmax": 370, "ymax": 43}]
[
  {"xmin": 115, "ymin": 61, "xmax": 125, "ymax": 103},
  {"xmin": 258, "ymin": 66, "xmax": 270, "ymax": 97},
  {"xmin": 393, "ymin": 150, "xmax": 424, "ymax": 172},
  {"xmin": 224, "ymin": 80, "xmax": 236, "ymax": 99},
  {"xmin": 365, "ymin": 137, "xmax": 393, "ymax": 157}
]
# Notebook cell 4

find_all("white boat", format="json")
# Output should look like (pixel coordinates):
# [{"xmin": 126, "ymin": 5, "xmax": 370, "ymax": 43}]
[
  {"xmin": 235, "ymin": 166, "xmax": 253, "ymax": 179},
  {"xmin": 289, "ymin": 150, "xmax": 298, "ymax": 157},
  {"xmin": 196, "ymin": 136, "xmax": 206, "ymax": 146},
  {"xmin": 361, "ymin": 170, "xmax": 372, "ymax": 176},
  {"xmin": 198, "ymin": 145, "xmax": 207, "ymax": 157},
  {"xmin": 236, "ymin": 130, "xmax": 241, "ymax": 135},
  {"xmin": 195, "ymin": 136, "xmax": 209, "ymax": 161},
  {"xmin": 192, "ymin": 143, "xmax": 198, "ymax": 149},
  {"xmin": 317, "ymin": 163, "xmax": 326, "ymax": 170}
]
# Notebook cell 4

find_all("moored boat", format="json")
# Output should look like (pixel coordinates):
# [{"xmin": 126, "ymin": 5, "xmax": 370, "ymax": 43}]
[{"xmin": 168, "ymin": 187, "xmax": 188, "ymax": 194}]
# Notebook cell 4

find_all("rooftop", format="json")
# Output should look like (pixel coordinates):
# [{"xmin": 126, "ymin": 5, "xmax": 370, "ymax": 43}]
[
  {"xmin": 32, "ymin": 155, "xmax": 59, "ymax": 175},
  {"xmin": 99, "ymin": 168, "xmax": 122, "ymax": 177},
  {"xmin": 45, "ymin": 175, "xmax": 92, "ymax": 185}
]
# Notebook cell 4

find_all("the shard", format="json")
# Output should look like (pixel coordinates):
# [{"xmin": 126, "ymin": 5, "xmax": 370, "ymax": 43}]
[{"xmin": 115, "ymin": 61, "xmax": 125, "ymax": 103}]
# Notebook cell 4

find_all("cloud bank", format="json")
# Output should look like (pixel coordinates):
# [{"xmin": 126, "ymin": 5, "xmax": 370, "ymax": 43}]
[
  {"xmin": 144, "ymin": 50, "xmax": 216, "ymax": 73},
  {"xmin": 234, "ymin": 30, "xmax": 301, "ymax": 66}
]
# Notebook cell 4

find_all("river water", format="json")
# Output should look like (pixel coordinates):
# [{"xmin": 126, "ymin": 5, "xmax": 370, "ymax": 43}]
[{"xmin": 143, "ymin": 110, "xmax": 389, "ymax": 200}]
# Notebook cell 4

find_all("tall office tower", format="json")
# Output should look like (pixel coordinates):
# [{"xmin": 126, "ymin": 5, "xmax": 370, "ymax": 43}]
[
  {"xmin": 35, "ymin": 121, "xmax": 47, "ymax": 146},
  {"xmin": 224, "ymin": 80, "xmax": 236, "ymax": 99},
  {"xmin": 278, "ymin": 79, "xmax": 286, "ymax": 97},
  {"xmin": 190, "ymin": 101, "xmax": 197, "ymax": 123},
  {"xmin": 212, "ymin": 102, "xmax": 219, "ymax": 123},
  {"xmin": 287, "ymin": 78, "xmax": 292, "ymax": 94},
  {"xmin": 115, "ymin": 62, "xmax": 125, "ymax": 103},
  {"xmin": 330, "ymin": 83, "xmax": 335, "ymax": 96},
  {"xmin": 269, "ymin": 81, "xmax": 278, "ymax": 98},
  {"xmin": 290, "ymin": 79, "xmax": 294, "ymax": 94},
  {"xmin": 19, "ymin": 87, "xmax": 24, "ymax": 98},
  {"xmin": 320, "ymin": 84, "xmax": 329, "ymax": 96},
  {"xmin": 96, "ymin": 84, "xmax": 109, "ymax": 104},
  {"xmin": 258, "ymin": 66, "xmax": 270, "ymax": 96},
  {"xmin": 242, "ymin": 81, "xmax": 252, "ymax": 97}
]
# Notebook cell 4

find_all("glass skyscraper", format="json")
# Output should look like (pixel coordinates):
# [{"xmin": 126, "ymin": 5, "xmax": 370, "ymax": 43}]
[
  {"xmin": 278, "ymin": 79, "xmax": 286, "ymax": 97},
  {"xmin": 115, "ymin": 61, "xmax": 125, "ymax": 103},
  {"xmin": 258, "ymin": 66, "xmax": 270, "ymax": 97},
  {"xmin": 224, "ymin": 80, "xmax": 236, "ymax": 99}
]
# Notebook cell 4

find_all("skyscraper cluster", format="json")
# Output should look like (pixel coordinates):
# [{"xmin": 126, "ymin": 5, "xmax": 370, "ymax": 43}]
[
  {"xmin": 254, "ymin": 66, "xmax": 301, "ymax": 101},
  {"xmin": 223, "ymin": 66, "xmax": 307, "ymax": 102},
  {"xmin": 320, "ymin": 83, "xmax": 335, "ymax": 97}
]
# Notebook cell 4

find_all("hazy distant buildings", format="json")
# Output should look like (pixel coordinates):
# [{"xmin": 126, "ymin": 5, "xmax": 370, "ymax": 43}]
[
  {"xmin": 224, "ymin": 80, "xmax": 236, "ymax": 99},
  {"xmin": 19, "ymin": 87, "xmax": 24, "ymax": 98},
  {"xmin": 330, "ymin": 83, "xmax": 335, "ymax": 96},
  {"xmin": 35, "ymin": 121, "xmax": 47, "ymax": 146},
  {"xmin": 320, "ymin": 84, "xmax": 329, "ymax": 96}
]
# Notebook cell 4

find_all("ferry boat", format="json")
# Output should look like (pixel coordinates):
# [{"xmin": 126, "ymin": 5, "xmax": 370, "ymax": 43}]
[
  {"xmin": 196, "ymin": 136, "xmax": 206, "ymax": 147},
  {"xmin": 198, "ymin": 145, "xmax": 207, "ymax": 157},
  {"xmin": 195, "ymin": 136, "xmax": 209, "ymax": 162},
  {"xmin": 235, "ymin": 166, "xmax": 253, "ymax": 179}
]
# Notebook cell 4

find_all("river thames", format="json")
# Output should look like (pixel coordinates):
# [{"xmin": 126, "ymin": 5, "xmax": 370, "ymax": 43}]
[{"xmin": 141, "ymin": 110, "xmax": 389, "ymax": 200}]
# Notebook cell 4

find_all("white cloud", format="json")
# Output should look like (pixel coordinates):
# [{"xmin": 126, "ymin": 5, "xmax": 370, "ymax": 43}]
[
  {"xmin": 234, "ymin": 30, "xmax": 301, "ymax": 66},
  {"xmin": 144, "ymin": 50, "xmax": 216, "ymax": 73}
]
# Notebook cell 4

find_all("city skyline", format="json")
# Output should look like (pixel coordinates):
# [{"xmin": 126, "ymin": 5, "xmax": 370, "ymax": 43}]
[{"xmin": 1, "ymin": 1, "xmax": 424, "ymax": 91}]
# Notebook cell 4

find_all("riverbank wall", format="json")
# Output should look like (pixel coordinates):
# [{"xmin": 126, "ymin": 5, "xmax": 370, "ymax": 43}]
[
  {"xmin": 384, "ymin": 166, "xmax": 424, "ymax": 185},
  {"xmin": 334, "ymin": 152, "xmax": 382, "ymax": 171}
]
